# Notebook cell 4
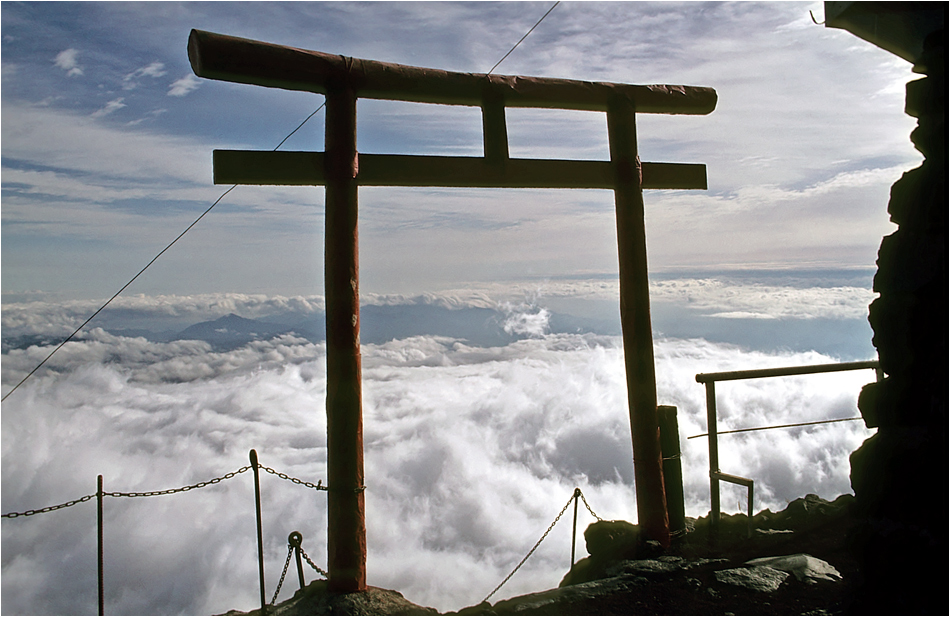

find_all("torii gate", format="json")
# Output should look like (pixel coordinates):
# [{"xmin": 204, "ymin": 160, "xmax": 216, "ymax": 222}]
[{"xmin": 188, "ymin": 29, "xmax": 716, "ymax": 594}]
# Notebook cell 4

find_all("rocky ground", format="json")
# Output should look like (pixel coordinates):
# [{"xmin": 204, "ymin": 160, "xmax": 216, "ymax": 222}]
[{"xmin": 225, "ymin": 494, "xmax": 863, "ymax": 616}]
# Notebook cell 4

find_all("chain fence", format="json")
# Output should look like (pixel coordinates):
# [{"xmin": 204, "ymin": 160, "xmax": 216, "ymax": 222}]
[
  {"xmin": 1, "ymin": 451, "xmax": 334, "ymax": 616},
  {"xmin": 481, "ymin": 487, "xmax": 603, "ymax": 605},
  {"xmin": 271, "ymin": 531, "xmax": 330, "ymax": 604},
  {"xmin": 1, "ymin": 462, "xmax": 333, "ymax": 519},
  {"xmin": 1, "ymin": 493, "xmax": 97, "ymax": 519},
  {"xmin": 5, "ymin": 458, "xmax": 609, "ymax": 614}
]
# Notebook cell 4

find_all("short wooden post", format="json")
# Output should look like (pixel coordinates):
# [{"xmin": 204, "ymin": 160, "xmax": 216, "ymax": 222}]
[
  {"xmin": 324, "ymin": 79, "xmax": 367, "ymax": 593},
  {"xmin": 481, "ymin": 87, "xmax": 509, "ymax": 165},
  {"xmin": 657, "ymin": 406, "xmax": 686, "ymax": 537},
  {"xmin": 607, "ymin": 94, "xmax": 670, "ymax": 548}
]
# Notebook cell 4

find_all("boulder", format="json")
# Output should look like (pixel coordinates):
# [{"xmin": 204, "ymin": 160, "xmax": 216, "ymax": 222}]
[
  {"xmin": 584, "ymin": 519, "xmax": 640, "ymax": 561},
  {"xmin": 745, "ymin": 554, "xmax": 842, "ymax": 584},
  {"xmin": 559, "ymin": 520, "xmax": 640, "ymax": 587},
  {"xmin": 714, "ymin": 566, "xmax": 789, "ymax": 593}
]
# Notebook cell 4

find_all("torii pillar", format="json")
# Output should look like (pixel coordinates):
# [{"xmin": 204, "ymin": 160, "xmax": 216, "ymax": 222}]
[{"xmin": 188, "ymin": 29, "xmax": 717, "ymax": 593}]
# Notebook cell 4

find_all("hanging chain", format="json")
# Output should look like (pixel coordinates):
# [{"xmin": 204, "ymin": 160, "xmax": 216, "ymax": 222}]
[
  {"xmin": 271, "ymin": 544, "xmax": 295, "ymax": 606},
  {"xmin": 105, "ymin": 466, "xmax": 252, "ymax": 498},
  {"xmin": 259, "ymin": 466, "xmax": 328, "ymax": 492},
  {"xmin": 2, "ymin": 493, "xmax": 96, "ymax": 518},
  {"xmin": 578, "ymin": 489, "xmax": 603, "ymax": 522},
  {"xmin": 1, "ymin": 463, "xmax": 328, "ymax": 518},
  {"xmin": 299, "ymin": 545, "xmax": 329, "ymax": 578},
  {"xmin": 3, "ymin": 465, "xmax": 252, "ymax": 517},
  {"xmin": 482, "ymin": 490, "xmax": 577, "ymax": 604}
]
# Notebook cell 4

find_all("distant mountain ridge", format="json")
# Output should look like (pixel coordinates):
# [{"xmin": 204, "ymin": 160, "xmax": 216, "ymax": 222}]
[
  {"xmin": 0, "ymin": 300, "xmax": 874, "ymax": 358},
  {"xmin": 173, "ymin": 313, "xmax": 300, "ymax": 350}
]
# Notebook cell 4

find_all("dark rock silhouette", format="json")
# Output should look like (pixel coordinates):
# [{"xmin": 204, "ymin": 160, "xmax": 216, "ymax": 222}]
[
  {"xmin": 221, "ymin": 581, "xmax": 438, "ymax": 615},
  {"xmin": 454, "ymin": 494, "xmax": 858, "ymax": 616},
  {"xmin": 558, "ymin": 519, "xmax": 641, "ymax": 587},
  {"xmin": 827, "ymin": 6, "xmax": 948, "ymax": 616}
]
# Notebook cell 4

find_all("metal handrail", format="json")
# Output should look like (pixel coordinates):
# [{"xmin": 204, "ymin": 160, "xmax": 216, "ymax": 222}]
[
  {"xmin": 696, "ymin": 360, "xmax": 882, "ymax": 384},
  {"xmin": 695, "ymin": 359, "xmax": 881, "ymax": 530}
]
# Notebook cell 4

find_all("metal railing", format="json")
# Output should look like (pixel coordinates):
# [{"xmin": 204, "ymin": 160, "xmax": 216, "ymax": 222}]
[{"xmin": 695, "ymin": 360, "xmax": 881, "ymax": 533}]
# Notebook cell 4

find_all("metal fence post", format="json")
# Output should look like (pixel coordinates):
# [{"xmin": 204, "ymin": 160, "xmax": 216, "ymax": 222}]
[
  {"xmin": 570, "ymin": 488, "xmax": 580, "ymax": 569},
  {"xmin": 705, "ymin": 381, "xmax": 720, "ymax": 530},
  {"xmin": 250, "ymin": 449, "xmax": 266, "ymax": 614},
  {"xmin": 290, "ymin": 531, "xmax": 305, "ymax": 591},
  {"xmin": 98, "ymin": 475, "xmax": 104, "ymax": 617}
]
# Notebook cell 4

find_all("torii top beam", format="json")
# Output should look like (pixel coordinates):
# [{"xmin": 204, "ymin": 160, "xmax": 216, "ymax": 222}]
[{"xmin": 188, "ymin": 29, "xmax": 716, "ymax": 114}]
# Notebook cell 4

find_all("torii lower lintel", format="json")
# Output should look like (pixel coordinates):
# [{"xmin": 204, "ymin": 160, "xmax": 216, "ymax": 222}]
[
  {"xmin": 189, "ymin": 28, "xmax": 716, "ymax": 594},
  {"xmin": 212, "ymin": 151, "xmax": 708, "ymax": 190}
]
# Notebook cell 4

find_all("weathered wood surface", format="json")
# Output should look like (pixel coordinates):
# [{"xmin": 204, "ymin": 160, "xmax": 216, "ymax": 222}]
[
  {"xmin": 189, "ymin": 29, "xmax": 717, "ymax": 115},
  {"xmin": 322, "ymin": 83, "xmax": 367, "ymax": 593},
  {"xmin": 607, "ymin": 94, "xmax": 670, "ymax": 548},
  {"xmin": 212, "ymin": 150, "xmax": 708, "ymax": 190}
]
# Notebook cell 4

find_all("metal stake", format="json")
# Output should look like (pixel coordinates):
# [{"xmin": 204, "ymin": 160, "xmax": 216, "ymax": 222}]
[
  {"xmin": 570, "ymin": 488, "xmax": 580, "ymax": 569},
  {"xmin": 98, "ymin": 475, "xmax": 104, "ymax": 617},
  {"xmin": 289, "ymin": 531, "xmax": 305, "ymax": 590},
  {"xmin": 250, "ymin": 449, "xmax": 266, "ymax": 614}
]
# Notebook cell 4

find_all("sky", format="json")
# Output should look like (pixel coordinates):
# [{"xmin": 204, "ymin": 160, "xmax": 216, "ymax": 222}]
[
  {"xmin": 1, "ymin": 0, "xmax": 918, "ymax": 300},
  {"xmin": 0, "ymin": 1, "xmax": 922, "ymax": 615}
]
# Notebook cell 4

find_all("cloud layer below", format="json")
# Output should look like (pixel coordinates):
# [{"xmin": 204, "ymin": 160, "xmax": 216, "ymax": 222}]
[{"xmin": 2, "ymin": 328, "xmax": 875, "ymax": 615}]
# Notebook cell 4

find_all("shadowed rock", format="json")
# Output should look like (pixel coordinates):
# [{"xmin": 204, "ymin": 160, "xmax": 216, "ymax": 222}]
[{"xmin": 221, "ymin": 581, "xmax": 438, "ymax": 616}]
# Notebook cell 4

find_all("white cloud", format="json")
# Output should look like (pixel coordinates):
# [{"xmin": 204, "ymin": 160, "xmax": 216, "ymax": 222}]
[
  {"xmin": 1, "ymin": 101, "xmax": 212, "ymax": 183},
  {"xmin": 53, "ymin": 48, "xmax": 83, "ymax": 76},
  {"xmin": 167, "ymin": 73, "xmax": 200, "ymax": 97},
  {"xmin": 501, "ymin": 302, "xmax": 551, "ymax": 337},
  {"xmin": 1, "ymin": 330, "xmax": 875, "ymax": 614},
  {"xmin": 122, "ymin": 61, "xmax": 167, "ymax": 89},
  {"xmin": 89, "ymin": 97, "xmax": 126, "ymax": 118},
  {"xmin": 649, "ymin": 279, "xmax": 877, "ymax": 320},
  {"xmin": 6, "ymin": 2, "xmax": 922, "ymax": 300}
]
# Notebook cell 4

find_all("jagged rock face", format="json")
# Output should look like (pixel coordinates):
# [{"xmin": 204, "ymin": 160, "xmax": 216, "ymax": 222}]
[{"xmin": 851, "ymin": 25, "xmax": 948, "ymax": 617}]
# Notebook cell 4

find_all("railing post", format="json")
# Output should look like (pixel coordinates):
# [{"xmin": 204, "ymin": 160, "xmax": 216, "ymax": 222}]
[
  {"xmin": 97, "ymin": 475, "xmax": 104, "ymax": 617},
  {"xmin": 705, "ymin": 381, "xmax": 720, "ymax": 530},
  {"xmin": 746, "ymin": 482, "xmax": 754, "ymax": 539},
  {"xmin": 250, "ymin": 449, "xmax": 266, "ymax": 614}
]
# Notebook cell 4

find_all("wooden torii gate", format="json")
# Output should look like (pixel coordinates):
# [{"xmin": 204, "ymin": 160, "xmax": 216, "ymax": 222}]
[{"xmin": 188, "ymin": 29, "xmax": 717, "ymax": 594}]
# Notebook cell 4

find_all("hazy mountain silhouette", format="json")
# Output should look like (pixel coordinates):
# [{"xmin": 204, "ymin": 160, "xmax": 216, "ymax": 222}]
[{"xmin": 174, "ymin": 313, "xmax": 297, "ymax": 350}]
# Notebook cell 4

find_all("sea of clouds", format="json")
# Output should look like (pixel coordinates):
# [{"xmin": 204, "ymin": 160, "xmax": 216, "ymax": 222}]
[{"xmin": 1, "ymin": 284, "xmax": 877, "ymax": 615}]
